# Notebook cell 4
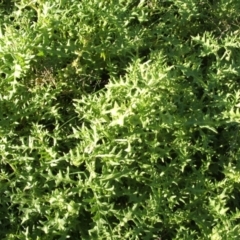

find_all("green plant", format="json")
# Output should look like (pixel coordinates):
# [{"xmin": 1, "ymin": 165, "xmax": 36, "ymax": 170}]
[{"xmin": 1, "ymin": 0, "xmax": 240, "ymax": 239}]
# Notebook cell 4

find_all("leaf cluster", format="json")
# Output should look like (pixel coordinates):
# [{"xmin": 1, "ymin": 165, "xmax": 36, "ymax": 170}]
[{"xmin": 1, "ymin": 0, "xmax": 240, "ymax": 239}]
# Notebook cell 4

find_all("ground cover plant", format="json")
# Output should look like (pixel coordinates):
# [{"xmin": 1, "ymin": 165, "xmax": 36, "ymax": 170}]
[{"xmin": 1, "ymin": 0, "xmax": 240, "ymax": 239}]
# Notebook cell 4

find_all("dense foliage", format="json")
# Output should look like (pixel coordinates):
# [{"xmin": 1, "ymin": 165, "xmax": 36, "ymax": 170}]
[{"xmin": 1, "ymin": 0, "xmax": 240, "ymax": 239}]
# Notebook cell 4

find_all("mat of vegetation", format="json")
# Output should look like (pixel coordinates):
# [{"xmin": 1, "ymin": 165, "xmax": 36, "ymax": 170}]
[{"xmin": 1, "ymin": 0, "xmax": 240, "ymax": 239}]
